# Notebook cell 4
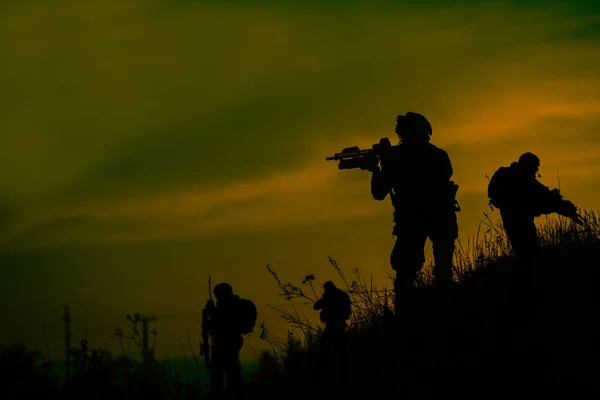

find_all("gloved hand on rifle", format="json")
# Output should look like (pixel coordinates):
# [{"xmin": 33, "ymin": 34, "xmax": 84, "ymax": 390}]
[
  {"xmin": 360, "ymin": 138, "xmax": 393, "ymax": 172},
  {"xmin": 558, "ymin": 200, "xmax": 584, "ymax": 225},
  {"xmin": 204, "ymin": 298, "xmax": 216, "ymax": 317},
  {"xmin": 360, "ymin": 153, "xmax": 380, "ymax": 172}
]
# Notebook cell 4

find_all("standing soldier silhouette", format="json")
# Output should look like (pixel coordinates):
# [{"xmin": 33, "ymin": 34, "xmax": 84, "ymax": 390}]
[
  {"xmin": 366, "ymin": 112, "xmax": 460, "ymax": 311},
  {"xmin": 488, "ymin": 153, "xmax": 582, "ymax": 285},
  {"xmin": 203, "ymin": 282, "xmax": 257, "ymax": 400},
  {"xmin": 313, "ymin": 281, "xmax": 351, "ymax": 383}
]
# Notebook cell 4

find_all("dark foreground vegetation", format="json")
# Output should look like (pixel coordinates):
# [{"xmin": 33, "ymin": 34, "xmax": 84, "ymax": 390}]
[{"xmin": 2, "ymin": 212, "xmax": 599, "ymax": 399}]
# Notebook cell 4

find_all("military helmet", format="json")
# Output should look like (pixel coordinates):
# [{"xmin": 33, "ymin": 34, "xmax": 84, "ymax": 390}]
[
  {"xmin": 323, "ymin": 281, "xmax": 336, "ymax": 292},
  {"xmin": 518, "ymin": 152, "xmax": 540, "ymax": 168},
  {"xmin": 214, "ymin": 282, "xmax": 234, "ymax": 299},
  {"xmin": 395, "ymin": 112, "xmax": 432, "ymax": 142}
]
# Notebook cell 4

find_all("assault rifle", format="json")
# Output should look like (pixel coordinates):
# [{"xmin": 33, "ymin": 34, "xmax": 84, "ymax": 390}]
[
  {"xmin": 326, "ymin": 137, "xmax": 396, "ymax": 170},
  {"xmin": 326, "ymin": 137, "xmax": 462, "ymax": 212},
  {"xmin": 200, "ymin": 275, "xmax": 213, "ymax": 371},
  {"xmin": 544, "ymin": 189, "xmax": 584, "ymax": 224}
]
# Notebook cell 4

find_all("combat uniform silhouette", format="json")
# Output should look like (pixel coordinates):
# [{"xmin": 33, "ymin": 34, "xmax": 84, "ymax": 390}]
[
  {"xmin": 368, "ymin": 112, "xmax": 460, "ymax": 309},
  {"xmin": 488, "ymin": 153, "xmax": 582, "ymax": 340},
  {"xmin": 204, "ymin": 283, "xmax": 257, "ymax": 399},
  {"xmin": 313, "ymin": 281, "xmax": 351, "ymax": 383},
  {"xmin": 488, "ymin": 152, "xmax": 582, "ymax": 264}
]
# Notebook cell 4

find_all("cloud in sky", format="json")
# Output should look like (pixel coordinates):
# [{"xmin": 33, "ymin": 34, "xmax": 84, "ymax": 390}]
[
  {"xmin": 11, "ymin": 157, "xmax": 386, "ymax": 249},
  {"xmin": 3, "ymin": 0, "xmax": 600, "ymax": 247}
]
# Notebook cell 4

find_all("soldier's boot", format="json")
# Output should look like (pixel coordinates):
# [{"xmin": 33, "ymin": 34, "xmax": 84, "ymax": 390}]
[{"xmin": 393, "ymin": 273, "xmax": 416, "ymax": 316}]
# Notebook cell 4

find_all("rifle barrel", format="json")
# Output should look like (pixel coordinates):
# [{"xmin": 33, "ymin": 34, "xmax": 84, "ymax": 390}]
[{"xmin": 326, "ymin": 148, "xmax": 374, "ymax": 161}]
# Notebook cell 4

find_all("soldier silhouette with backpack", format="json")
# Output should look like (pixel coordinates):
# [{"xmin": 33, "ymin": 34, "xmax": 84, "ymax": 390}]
[
  {"xmin": 203, "ymin": 282, "xmax": 257, "ymax": 399},
  {"xmin": 488, "ymin": 153, "xmax": 582, "ymax": 260},
  {"xmin": 313, "ymin": 281, "xmax": 351, "ymax": 383},
  {"xmin": 488, "ymin": 153, "xmax": 582, "ymax": 290}
]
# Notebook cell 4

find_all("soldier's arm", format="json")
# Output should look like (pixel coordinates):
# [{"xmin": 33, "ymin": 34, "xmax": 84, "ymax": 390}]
[
  {"xmin": 558, "ymin": 200, "xmax": 580, "ymax": 220},
  {"xmin": 205, "ymin": 316, "xmax": 215, "ymax": 336},
  {"xmin": 371, "ymin": 169, "xmax": 391, "ymax": 201},
  {"xmin": 530, "ymin": 180, "xmax": 555, "ymax": 214},
  {"xmin": 532, "ymin": 179, "xmax": 552, "ymax": 197},
  {"xmin": 552, "ymin": 194, "xmax": 582, "ymax": 222},
  {"xmin": 439, "ymin": 149, "xmax": 454, "ymax": 181},
  {"xmin": 313, "ymin": 296, "xmax": 326, "ymax": 311}
]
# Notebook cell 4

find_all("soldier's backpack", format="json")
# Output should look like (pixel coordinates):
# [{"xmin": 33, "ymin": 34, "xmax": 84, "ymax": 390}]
[
  {"xmin": 340, "ymin": 291, "xmax": 352, "ymax": 321},
  {"xmin": 236, "ymin": 298, "xmax": 258, "ymax": 335},
  {"xmin": 487, "ymin": 166, "xmax": 513, "ymax": 209},
  {"xmin": 319, "ymin": 291, "xmax": 352, "ymax": 323}
]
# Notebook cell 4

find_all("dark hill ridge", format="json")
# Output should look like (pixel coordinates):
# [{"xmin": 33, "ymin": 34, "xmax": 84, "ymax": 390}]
[
  {"xmin": 249, "ymin": 213, "xmax": 600, "ymax": 399},
  {"xmin": 1, "ymin": 213, "xmax": 598, "ymax": 399}
]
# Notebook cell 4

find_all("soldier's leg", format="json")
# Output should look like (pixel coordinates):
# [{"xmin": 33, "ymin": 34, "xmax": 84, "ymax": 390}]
[
  {"xmin": 500, "ymin": 215, "xmax": 539, "ymax": 327},
  {"xmin": 313, "ymin": 325, "xmax": 337, "ymax": 385},
  {"xmin": 501, "ymin": 215, "xmax": 538, "ymax": 288},
  {"xmin": 501, "ymin": 214, "xmax": 538, "ymax": 261},
  {"xmin": 390, "ymin": 230, "xmax": 428, "ymax": 311},
  {"xmin": 335, "ymin": 327, "xmax": 349, "ymax": 383},
  {"xmin": 225, "ymin": 338, "xmax": 245, "ymax": 398},
  {"xmin": 209, "ymin": 348, "xmax": 225, "ymax": 399},
  {"xmin": 431, "ymin": 239, "xmax": 456, "ymax": 287},
  {"xmin": 517, "ymin": 219, "xmax": 538, "ymax": 288},
  {"xmin": 321, "ymin": 322, "xmax": 347, "ymax": 383},
  {"xmin": 430, "ymin": 212, "xmax": 459, "ymax": 288},
  {"xmin": 317, "ymin": 325, "xmax": 333, "ymax": 367}
]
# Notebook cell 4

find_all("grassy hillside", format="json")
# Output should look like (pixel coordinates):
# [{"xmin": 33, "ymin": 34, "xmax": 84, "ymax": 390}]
[
  {"xmin": 248, "ymin": 211, "xmax": 600, "ymax": 399},
  {"xmin": 2, "ymin": 211, "xmax": 599, "ymax": 399}
]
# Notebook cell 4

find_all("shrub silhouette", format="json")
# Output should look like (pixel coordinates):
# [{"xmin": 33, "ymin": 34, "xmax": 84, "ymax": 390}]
[{"xmin": 0, "ymin": 343, "xmax": 60, "ymax": 399}]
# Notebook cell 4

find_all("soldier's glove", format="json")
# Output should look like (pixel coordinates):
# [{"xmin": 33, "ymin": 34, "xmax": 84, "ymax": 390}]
[
  {"xmin": 375, "ymin": 137, "xmax": 392, "ymax": 167},
  {"xmin": 204, "ymin": 299, "xmax": 216, "ymax": 315},
  {"xmin": 560, "ymin": 201, "xmax": 584, "ymax": 225},
  {"xmin": 360, "ymin": 153, "xmax": 380, "ymax": 172}
]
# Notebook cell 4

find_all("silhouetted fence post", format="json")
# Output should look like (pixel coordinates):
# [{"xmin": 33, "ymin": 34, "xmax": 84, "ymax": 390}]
[
  {"xmin": 141, "ymin": 315, "xmax": 157, "ymax": 365},
  {"xmin": 62, "ymin": 305, "xmax": 71, "ymax": 380}
]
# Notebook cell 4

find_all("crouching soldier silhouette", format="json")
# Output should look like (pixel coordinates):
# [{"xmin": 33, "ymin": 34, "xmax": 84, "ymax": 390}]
[
  {"xmin": 313, "ymin": 281, "xmax": 351, "ymax": 384},
  {"xmin": 203, "ymin": 282, "xmax": 258, "ymax": 399},
  {"xmin": 488, "ymin": 153, "xmax": 582, "ymax": 286},
  {"xmin": 366, "ymin": 112, "xmax": 460, "ymax": 311}
]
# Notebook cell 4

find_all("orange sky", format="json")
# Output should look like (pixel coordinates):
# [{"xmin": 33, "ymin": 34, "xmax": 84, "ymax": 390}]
[{"xmin": 1, "ymin": 0, "xmax": 599, "ymax": 361}]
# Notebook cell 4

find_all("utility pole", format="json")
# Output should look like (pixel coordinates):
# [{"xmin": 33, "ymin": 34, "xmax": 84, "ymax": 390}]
[
  {"xmin": 141, "ymin": 315, "xmax": 157, "ymax": 365},
  {"xmin": 62, "ymin": 306, "xmax": 71, "ymax": 380}
]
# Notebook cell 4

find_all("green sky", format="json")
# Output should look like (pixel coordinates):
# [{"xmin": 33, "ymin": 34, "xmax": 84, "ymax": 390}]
[{"xmin": 1, "ymin": 0, "xmax": 599, "ymax": 361}]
